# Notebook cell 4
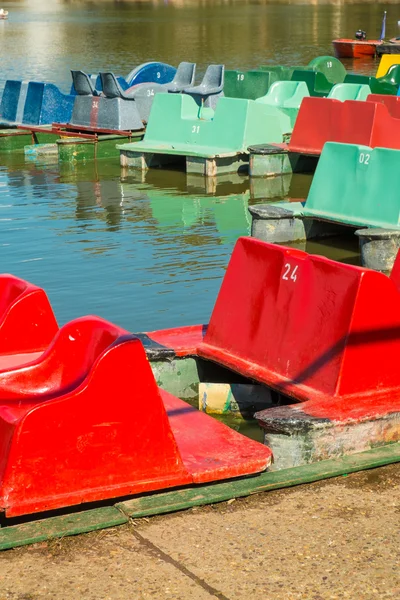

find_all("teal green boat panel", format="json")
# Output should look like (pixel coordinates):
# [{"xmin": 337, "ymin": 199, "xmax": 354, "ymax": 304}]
[
  {"xmin": 307, "ymin": 56, "xmax": 346, "ymax": 84},
  {"xmin": 258, "ymin": 56, "xmax": 345, "ymax": 86},
  {"xmin": 256, "ymin": 81, "xmax": 309, "ymax": 128},
  {"xmin": 344, "ymin": 66, "xmax": 400, "ymax": 96},
  {"xmin": 291, "ymin": 70, "xmax": 333, "ymax": 97},
  {"xmin": 258, "ymin": 65, "xmax": 296, "ymax": 80},
  {"xmin": 117, "ymin": 93, "xmax": 291, "ymax": 157},
  {"xmin": 303, "ymin": 142, "xmax": 400, "ymax": 229},
  {"xmin": 224, "ymin": 70, "xmax": 279, "ymax": 100},
  {"xmin": 327, "ymin": 83, "xmax": 372, "ymax": 101}
]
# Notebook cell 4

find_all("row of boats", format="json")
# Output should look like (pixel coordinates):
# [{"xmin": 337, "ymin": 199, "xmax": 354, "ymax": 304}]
[{"xmin": 1, "ymin": 52, "xmax": 400, "ymax": 546}]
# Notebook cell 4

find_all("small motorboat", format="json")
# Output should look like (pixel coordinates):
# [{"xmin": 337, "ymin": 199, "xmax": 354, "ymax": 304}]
[
  {"xmin": 0, "ymin": 8, "xmax": 8, "ymax": 19},
  {"xmin": 332, "ymin": 36, "xmax": 382, "ymax": 59},
  {"xmin": 332, "ymin": 12, "xmax": 386, "ymax": 58}
]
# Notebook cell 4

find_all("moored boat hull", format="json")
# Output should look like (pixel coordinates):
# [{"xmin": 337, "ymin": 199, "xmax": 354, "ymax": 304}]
[{"xmin": 332, "ymin": 39, "xmax": 382, "ymax": 58}]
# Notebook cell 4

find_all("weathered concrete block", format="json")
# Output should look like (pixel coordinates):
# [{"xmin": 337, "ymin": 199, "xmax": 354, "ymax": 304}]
[
  {"xmin": 257, "ymin": 405, "xmax": 400, "ymax": 471},
  {"xmin": 186, "ymin": 154, "xmax": 248, "ymax": 176},
  {"xmin": 249, "ymin": 148, "xmax": 292, "ymax": 177},
  {"xmin": 249, "ymin": 204, "xmax": 307, "ymax": 243},
  {"xmin": 356, "ymin": 228, "xmax": 400, "ymax": 272}
]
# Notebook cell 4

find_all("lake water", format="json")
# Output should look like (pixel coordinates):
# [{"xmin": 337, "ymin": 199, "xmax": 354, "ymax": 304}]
[{"xmin": 0, "ymin": 0, "xmax": 383, "ymax": 333}]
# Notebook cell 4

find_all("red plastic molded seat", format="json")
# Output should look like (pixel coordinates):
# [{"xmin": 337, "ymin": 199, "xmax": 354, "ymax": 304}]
[
  {"xmin": 0, "ymin": 274, "xmax": 58, "ymax": 356},
  {"xmin": 0, "ymin": 314, "xmax": 270, "ymax": 517},
  {"xmin": 366, "ymin": 94, "xmax": 400, "ymax": 118},
  {"xmin": 288, "ymin": 97, "xmax": 400, "ymax": 155},
  {"xmin": 198, "ymin": 237, "xmax": 400, "ymax": 407}
]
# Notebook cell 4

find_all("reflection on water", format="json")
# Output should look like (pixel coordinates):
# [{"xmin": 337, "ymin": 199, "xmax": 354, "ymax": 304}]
[
  {"xmin": 0, "ymin": 146, "xmax": 357, "ymax": 335},
  {"xmin": 0, "ymin": 153, "xmax": 304, "ymax": 331}
]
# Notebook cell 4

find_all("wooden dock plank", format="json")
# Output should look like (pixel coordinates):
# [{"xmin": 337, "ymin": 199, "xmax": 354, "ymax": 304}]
[
  {"xmin": 0, "ymin": 507, "xmax": 128, "ymax": 551},
  {"xmin": 116, "ymin": 443, "xmax": 400, "ymax": 518}
]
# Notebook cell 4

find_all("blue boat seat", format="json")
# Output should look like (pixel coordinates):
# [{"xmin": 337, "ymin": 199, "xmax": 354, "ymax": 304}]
[
  {"xmin": 183, "ymin": 64, "xmax": 225, "ymax": 109},
  {"xmin": 71, "ymin": 70, "xmax": 99, "ymax": 96}
]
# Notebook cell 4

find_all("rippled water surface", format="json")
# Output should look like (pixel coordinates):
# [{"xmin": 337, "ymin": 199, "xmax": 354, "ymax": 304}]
[{"xmin": 0, "ymin": 0, "xmax": 381, "ymax": 330}]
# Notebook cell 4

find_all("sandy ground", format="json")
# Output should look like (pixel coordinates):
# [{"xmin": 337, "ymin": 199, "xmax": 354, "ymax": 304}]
[{"xmin": 0, "ymin": 463, "xmax": 399, "ymax": 600}]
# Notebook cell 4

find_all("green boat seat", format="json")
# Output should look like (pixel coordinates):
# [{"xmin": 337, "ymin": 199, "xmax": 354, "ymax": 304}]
[
  {"xmin": 291, "ymin": 70, "xmax": 333, "ymax": 97},
  {"xmin": 255, "ymin": 81, "xmax": 309, "ymax": 128},
  {"xmin": 344, "ymin": 66, "xmax": 400, "ymax": 96},
  {"xmin": 257, "ymin": 57, "xmax": 345, "ymax": 86},
  {"xmin": 257, "ymin": 80, "xmax": 309, "ymax": 106},
  {"xmin": 307, "ymin": 56, "xmax": 346, "ymax": 84},
  {"xmin": 379, "ymin": 64, "xmax": 400, "ymax": 86},
  {"xmin": 302, "ymin": 142, "xmax": 400, "ymax": 229},
  {"xmin": 224, "ymin": 70, "xmax": 279, "ymax": 100},
  {"xmin": 117, "ymin": 93, "xmax": 291, "ymax": 159},
  {"xmin": 327, "ymin": 83, "xmax": 372, "ymax": 101}
]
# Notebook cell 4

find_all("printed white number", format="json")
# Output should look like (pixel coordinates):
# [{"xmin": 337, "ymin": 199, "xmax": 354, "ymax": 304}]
[
  {"xmin": 282, "ymin": 263, "xmax": 298, "ymax": 282},
  {"xmin": 157, "ymin": 72, "xmax": 161, "ymax": 79},
  {"xmin": 359, "ymin": 152, "xmax": 370, "ymax": 165},
  {"xmin": 327, "ymin": 61, "xmax": 333, "ymax": 68},
  {"xmin": 237, "ymin": 73, "xmax": 245, "ymax": 81},
  {"xmin": 191, "ymin": 125, "xmax": 200, "ymax": 133},
  {"xmin": 147, "ymin": 89, "xmax": 155, "ymax": 97}
]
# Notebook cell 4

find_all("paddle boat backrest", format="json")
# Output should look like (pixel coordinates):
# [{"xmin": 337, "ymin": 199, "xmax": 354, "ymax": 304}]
[
  {"xmin": 327, "ymin": 83, "xmax": 371, "ymax": 102},
  {"xmin": 366, "ymin": 93, "xmax": 400, "ymax": 118},
  {"xmin": 100, "ymin": 72, "xmax": 134, "ymax": 100},
  {"xmin": 257, "ymin": 80, "xmax": 309, "ymax": 107},
  {"xmin": 168, "ymin": 61, "xmax": 196, "ymax": 92},
  {"xmin": 0, "ymin": 80, "xmax": 25, "ymax": 123},
  {"xmin": 376, "ymin": 55, "xmax": 400, "ymax": 78},
  {"xmin": 307, "ymin": 55, "xmax": 346, "ymax": 84},
  {"xmin": 288, "ymin": 97, "xmax": 400, "ymax": 155},
  {"xmin": 0, "ymin": 276, "xmax": 28, "ymax": 316},
  {"xmin": 183, "ymin": 64, "xmax": 225, "ymax": 109},
  {"xmin": 71, "ymin": 70, "xmax": 98, "ymax": 96},
  {"xmin": 0, "ymin": 275, "xmax": 58, "ymax": 355},
  {"xmin": 291, "ymin": 70, "xmax": 333, "ymax": 97},
  {"xmin": 198, "ymin": 236, "xmax": 400, "ymax": 404},
  {"xmin": 0, "ymin": 316, "xmax": 131, "ymax": 401},
  {"xmin": 379, "ymin": 64, "xmax": 400, "ymax": 86},
  {"xmin": 125, "ymin": 61, "xmax": 177, "ymax": 87}
]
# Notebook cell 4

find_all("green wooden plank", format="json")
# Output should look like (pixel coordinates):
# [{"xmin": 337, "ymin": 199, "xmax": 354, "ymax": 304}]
[
  {"xmin": 116, "ymin": 443, "xmax": 400, "ymax": 518},
  {"xmin": 0, "ymin": 506, "xmax": 128, "ymax": 551},
  {"xmin": 1, "ymin": 443, "xmax": 399, "ymax": 550}
]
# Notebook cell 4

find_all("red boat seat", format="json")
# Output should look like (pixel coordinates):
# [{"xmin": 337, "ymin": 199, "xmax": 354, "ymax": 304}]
[
  {"xmin": 289, "ymin": 96, "xmax": 400, "ymax": 155},
  {"xmin": 0, "ymin": 316, "xmax": 125, "ymax": 400},
  {"xmin": 198, "ymin": 237, "xmax": 400, "ymax": 405},
  {"xmin": 366, "ymin": 93, "xmax": 400, "ymax": 118},
  {"xmin": 0, "ymin": 274, "xmax": 58, "ymax": 356},
  {"xmin": 0, "ymin": 313, "xmax": 270, "ymax": 518}
]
